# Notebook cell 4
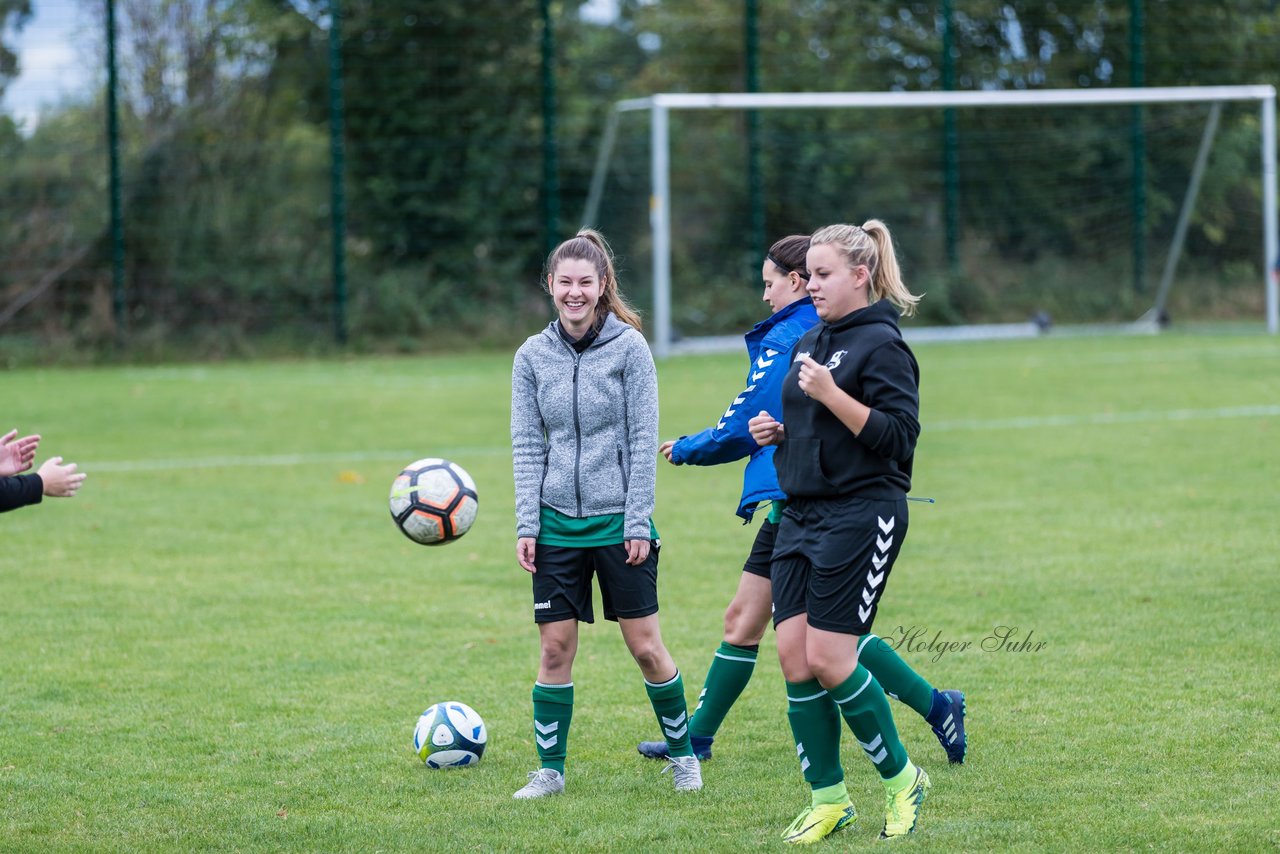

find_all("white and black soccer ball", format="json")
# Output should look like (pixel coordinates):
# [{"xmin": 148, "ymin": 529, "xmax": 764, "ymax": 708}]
[
  {"xmin": 414, "ymin": 701, "xmax": 488, "ymax": 768},
  {"xmin": 389, "ymin": 458, "xmax": 479, "ymax": 545}
]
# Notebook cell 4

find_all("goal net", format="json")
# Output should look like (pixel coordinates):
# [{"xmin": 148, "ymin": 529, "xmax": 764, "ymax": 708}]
[{"xmin": 582, "ymin": 87, "xmax": 1277, "ymax": 356}]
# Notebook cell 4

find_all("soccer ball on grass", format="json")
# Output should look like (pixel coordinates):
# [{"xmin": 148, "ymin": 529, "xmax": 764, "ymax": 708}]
[{"xmin": 414, "ymin": 701, "xmax": 488, "ymax": 768}]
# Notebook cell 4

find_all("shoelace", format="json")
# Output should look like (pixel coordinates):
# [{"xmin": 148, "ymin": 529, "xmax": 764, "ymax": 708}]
[
  {"xmin": 525, "ymin": 770, "xmax": 558, "ymax": 789},
  {"xmin": 883, "ymin": 775, "xmax": 923, "ymax": 831},
  {"xmin": 884, "ymin": 789, "xmax": 901, "ymax": 822},
  {"xmin": 661, "ymin": 756, "xmax": 699, "ymax": 785}
]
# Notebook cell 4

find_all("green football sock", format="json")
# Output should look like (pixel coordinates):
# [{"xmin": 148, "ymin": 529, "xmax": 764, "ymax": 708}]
[
  {"xmin": 812, "ymin": 781, "xmax": 850, "ymax": 807},
  {"xmin": 785, "ymin": 678, "xmax": 844, "ymax": 791},
  {"xmin": 830, "ymin": 665, "xmax": 909, "ymax": 780},
  {"xmin": 645, "ymin": 671, "xmax": 694, "ymax": 758},
  {"xmin": 858, "ymin": 633, "xmax": 934, "ymax": 719},
  {"xmin": 531, "ymin": 681, "xmax": 573, "ymax": 774},
  {"xmin": 882, "ymin": 760, "xmax": 919, "ymax": 794},
  {"xmin": 689, "ymin": 641, "xmax": 758, "ymax": 738}
]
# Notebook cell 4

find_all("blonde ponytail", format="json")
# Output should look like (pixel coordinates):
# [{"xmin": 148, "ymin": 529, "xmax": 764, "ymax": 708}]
[{"xmin": 810, "ymin": 221, "xmax": 921, "ymax": 317}]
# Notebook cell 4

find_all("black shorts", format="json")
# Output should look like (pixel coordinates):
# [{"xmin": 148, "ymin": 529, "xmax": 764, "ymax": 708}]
[
  {"xmin": 532, "ymin": 541, "xmax": 660, "ymax": 624},
  {"xmin": 742, "ymin": 519, "xmax": 779, "ymax": 579},
  {"xmin": 771, "ymin": 495, "xmax": 909, "ymax": 635}
]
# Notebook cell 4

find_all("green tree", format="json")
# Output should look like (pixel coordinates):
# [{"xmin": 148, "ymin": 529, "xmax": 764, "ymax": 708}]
[
  {"xmin": 0, "ymin": 0, "xmax": 31, "ymax": 92},
  {"xmin": 339, "ymin": 2, "xmax": 543, "ymax": 267}
]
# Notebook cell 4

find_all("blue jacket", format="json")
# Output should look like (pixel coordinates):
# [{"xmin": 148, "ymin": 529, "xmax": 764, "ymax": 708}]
[{"xmin": 670, "ymin": 297, "xmax": 820, "ymax": 521}]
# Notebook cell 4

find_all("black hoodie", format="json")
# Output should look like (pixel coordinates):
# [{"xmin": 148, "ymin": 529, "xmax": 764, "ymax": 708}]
[{"xmin": 773, "ymin": 299, "xmax": 920, "ymax": 499}]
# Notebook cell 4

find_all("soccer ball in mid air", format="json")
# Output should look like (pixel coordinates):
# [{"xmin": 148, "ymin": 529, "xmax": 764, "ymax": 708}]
[
  {"xmin": 414, "ymin": 701, "xmax": 488, "ymax": 768},
  {"xmin": 389, "ymin": 458, "xmax": 478, "ymax": 545}
]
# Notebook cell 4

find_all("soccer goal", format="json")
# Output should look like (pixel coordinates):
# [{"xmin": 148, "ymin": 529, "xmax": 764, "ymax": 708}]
[{"xmin": 583, "ymin": 86, "xmax": 1277, "ymax": 357}]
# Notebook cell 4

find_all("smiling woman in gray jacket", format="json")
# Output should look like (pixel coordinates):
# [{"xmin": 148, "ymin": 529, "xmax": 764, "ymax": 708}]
[{"xmin": 509, "ymin": 229, "xmax": 701, "ymax": 799}]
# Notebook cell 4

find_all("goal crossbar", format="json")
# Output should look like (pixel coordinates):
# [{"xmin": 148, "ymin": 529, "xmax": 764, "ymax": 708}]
[
  {"xmin": 615, "ymin": 85, "xmax": 1277, "ymax": 112},
  {"xmin": 585, "ymin": 86, "xmax": 1278, "ymax": 355}
]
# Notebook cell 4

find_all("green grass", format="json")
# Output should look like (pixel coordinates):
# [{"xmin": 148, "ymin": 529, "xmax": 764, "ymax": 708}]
[{"xmin": 2, "ymin": 332, "xmax": 1278, "ymax": 852}]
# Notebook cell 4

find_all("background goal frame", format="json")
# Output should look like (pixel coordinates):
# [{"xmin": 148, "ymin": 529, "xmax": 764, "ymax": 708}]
[{"xmin": 584, "ymin": 85, "xmax": 1277, "ymax": 357}]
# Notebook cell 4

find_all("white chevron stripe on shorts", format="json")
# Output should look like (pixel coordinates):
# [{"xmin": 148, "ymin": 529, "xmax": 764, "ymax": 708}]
[{"xmin": 858, "ymin": 519, "xmax": 896, "ymax": 626}]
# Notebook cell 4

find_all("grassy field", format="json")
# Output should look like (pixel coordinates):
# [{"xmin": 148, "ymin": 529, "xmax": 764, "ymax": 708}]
[{"xmin": 2, "ymin": 331, "xmax": 1278, "ymax": 852}]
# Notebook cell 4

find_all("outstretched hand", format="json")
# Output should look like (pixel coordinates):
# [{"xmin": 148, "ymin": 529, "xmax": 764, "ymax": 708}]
[
  {"xmin": 748, "ymin": 410, "xmax": 785, "ymax": 446},
  {"xmin": 0, "ymin": 429, "xmax": 40, "ymax": 476},
  {"xmin": 38, "ymin": 457, "xmax": 86, "ymax": 498},
  {"xmin": 658, "ymin": 440, "xmax": 679, "ymax": 464}
]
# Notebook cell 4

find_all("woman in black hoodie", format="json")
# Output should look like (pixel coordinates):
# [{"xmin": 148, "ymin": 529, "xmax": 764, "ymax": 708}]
[{"xmin": 749, "ymin": 222, "xmax": 935, "ymax": 843}]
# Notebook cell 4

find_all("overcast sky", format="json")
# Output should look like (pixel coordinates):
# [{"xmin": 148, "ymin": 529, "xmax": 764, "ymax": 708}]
[
  {"xmin": 2, "ymin": 1, "xmax": 96, "ymax": 130},
  {"xmin": 2, "ymin": 1, "xmax": 625, "ymax": 131}
]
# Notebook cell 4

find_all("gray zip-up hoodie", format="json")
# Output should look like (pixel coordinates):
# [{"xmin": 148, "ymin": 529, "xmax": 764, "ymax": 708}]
[{"xmin": 511, "ymin": 312, "xmax": 658, "ymax": 541}]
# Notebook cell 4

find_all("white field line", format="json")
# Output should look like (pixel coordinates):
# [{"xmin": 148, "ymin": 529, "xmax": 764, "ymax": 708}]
[
  {"xmin": 929, "ymin": 403, "xmax": 1280, "ymax": 432},
  {"xmin": 86, "ymin": 447, "xmax": 509, "ymax": 473},
  {"xmin": 82, "ymin": 404, "xmax": 1279, "ymax": 473}
]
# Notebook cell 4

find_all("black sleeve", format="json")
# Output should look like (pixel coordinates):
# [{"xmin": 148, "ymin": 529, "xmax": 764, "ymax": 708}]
[
  {"xmin": 856, "ymin": 339, "xmax": 921, "ymax": 463},
  {"xmin": 0, "ymin": 474, "xmax": 44, "ymax": 513}
]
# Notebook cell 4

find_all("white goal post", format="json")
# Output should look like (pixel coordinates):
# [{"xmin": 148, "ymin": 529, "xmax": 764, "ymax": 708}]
[{"xmin": 583, "ymin": 86, "xmax": 1277, "ymax": 357}]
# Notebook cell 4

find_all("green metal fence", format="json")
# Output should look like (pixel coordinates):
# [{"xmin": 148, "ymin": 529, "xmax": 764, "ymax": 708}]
[{"xmin": 0, "ymin": 2, "xmax": 1275, "ymax": 361}]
